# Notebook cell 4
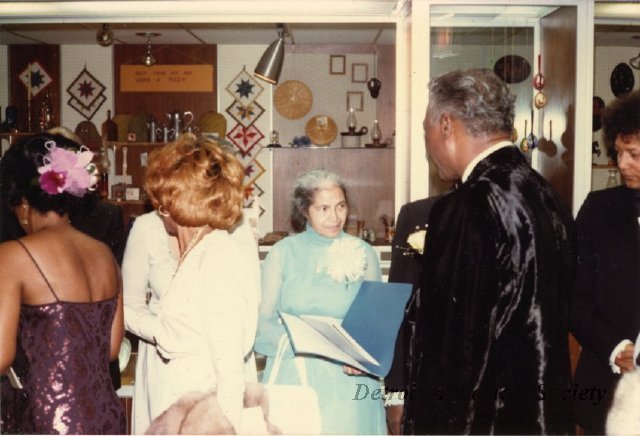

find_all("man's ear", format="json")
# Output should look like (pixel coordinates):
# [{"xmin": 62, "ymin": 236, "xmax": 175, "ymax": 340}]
[{"xmin": 440, "ymin": 113, "xmax": 452, "ymax": 136}]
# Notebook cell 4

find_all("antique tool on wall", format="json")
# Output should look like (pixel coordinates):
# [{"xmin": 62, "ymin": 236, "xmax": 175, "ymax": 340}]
[
  {"xmin": 110, "ymin": 145, "xmax": 132, "ymax": 191},
  {"xmin": 527, "ymin": 108, "xmax": 538, "ymax": 150}
]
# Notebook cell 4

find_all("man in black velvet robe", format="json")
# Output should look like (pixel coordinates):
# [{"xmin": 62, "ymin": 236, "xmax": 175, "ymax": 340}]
[{"xmin": 402, "ymin": 68, "xmax": 575, "ymax": 434}]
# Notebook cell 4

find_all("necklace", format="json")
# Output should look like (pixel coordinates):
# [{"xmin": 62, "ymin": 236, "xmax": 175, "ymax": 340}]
[{"xmin": 174, "ymin": 226, "xmax": 206, "ymax": 276}]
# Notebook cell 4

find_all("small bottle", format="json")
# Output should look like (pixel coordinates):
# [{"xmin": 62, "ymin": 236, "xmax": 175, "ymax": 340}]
[
  {"xmin": 97, "ymin": 143, "xmax": 111, "ymax": 199},
  {"xmin": 370, "ymin": 119, "xmax": 382, "ymax": 145},
  {"xmin": 101, "ymin": 110, "xmax": 118, "ymax": 142}
]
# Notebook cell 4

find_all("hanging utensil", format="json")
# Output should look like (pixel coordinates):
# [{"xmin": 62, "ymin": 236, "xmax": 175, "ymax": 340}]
[
  {"xmin": 527, "ymin": 108, "xmax": 538, "ymax": 150},
  {"xmin": 533, "ymin": 54, "xmax": 545, "ymax": 90},
  {"xmin": 520, "ymin": 119, "xmax": 530, "ymax": 152}
]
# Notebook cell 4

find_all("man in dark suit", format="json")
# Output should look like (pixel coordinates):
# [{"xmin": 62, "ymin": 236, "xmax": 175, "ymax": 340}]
[
  {"xmin": 570, "ymin": 90, "xmax": 640, "ymax": 435},
  {"xmin": 384, "ymin": 195, "xmax": 443, "ymax": 434},
  {"xmin": 402, "ymin": 69, "xmax": 575, "ymax": 434}
]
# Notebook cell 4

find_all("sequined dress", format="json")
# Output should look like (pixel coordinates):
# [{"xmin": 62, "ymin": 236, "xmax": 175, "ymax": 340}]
[{"xmin": 17, "ymin": 241, "xmax": 126, "ymax": 434}]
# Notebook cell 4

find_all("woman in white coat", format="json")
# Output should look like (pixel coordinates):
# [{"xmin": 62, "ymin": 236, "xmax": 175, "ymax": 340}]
[{"xmin": 123, "ymin": 135, "xmax": 260, "ymax": 433}]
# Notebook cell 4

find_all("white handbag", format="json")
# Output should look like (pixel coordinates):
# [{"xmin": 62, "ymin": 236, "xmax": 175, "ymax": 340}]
[{"xmin": 263, "ymin": 335, "xmax": 322, "ymax": 435}]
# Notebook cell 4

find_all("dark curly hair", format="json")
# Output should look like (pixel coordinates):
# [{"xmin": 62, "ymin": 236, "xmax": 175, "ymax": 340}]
[
  {"xmin": 0, "ymin": 133, "xmax": 88, "ymax": 217},
  {"xmin": 602, "ymin": 90, "xmax": 640, "ymax": 163}
]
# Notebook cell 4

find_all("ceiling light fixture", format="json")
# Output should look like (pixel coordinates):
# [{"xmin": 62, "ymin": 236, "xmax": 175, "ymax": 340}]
[
  {"xmin": 137, "ymin": 32, "xmax": 160, "ymax": 67},
  {"xmin": 96, "ymin": 23, "xmax": 114, "ymax": 47},
  {"xmin": 254, "ymin": 24, "xmax": 286, "ymax": 85}
]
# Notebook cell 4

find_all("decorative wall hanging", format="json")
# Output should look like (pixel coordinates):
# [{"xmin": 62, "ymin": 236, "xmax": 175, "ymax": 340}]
[
  {"xmin": 226, "ymin": 100, "xmax": 265, "ymax": 128},
  {"xmin": 243, "ymin": 158, "xmax": 266, "ymax": 193},
  {"xmin": 533, "ymin": 54, "xmax": 547, "ymax": 109},
  {"xmin": 244, "ymin": 184, "xmax": 266, "ymax": 215},
  {"xmin": 346, "ymin": 91, "xmax": 364, "ymax": 112},
  {"xmin": 493, "ymin": 55, "xmax": 531, "ymax": 84},
  {"xmin": 610, "ymin": 63, "xmax": 635, "ymax": 97},
  {"xmin": 274, "ymin": 80, "xmax": 313, "ymax": 120},
  {"xmin": 225, "ymin": 66, "xmax": 264, "ymax": 107},
  {"xmin": 351, "ymin": 63, "xmax": 368, "ymax": 83},
  {"xmin": 305, "ymin": 115, "xmax": 337, "ymax": 146},
  {"xmin": 226, "ymin": 123, "xmax": 265, "ymax": 157},
  {"xmin": 330, "ymin": 55, "xmax": 346, "ymax": 75},
  {"xmin": 367, "ymin": 47, "xmax": 381, "ymax": 99},
  {"xmin": 19, "ymin": 61, "xmax": 53, "ymax": 98},
  {"xmin": 66, "ymin": 66, "xmax": 107, "ymax": 120},
  {"xmin": 68, "ymin": 93, "xmax": 107, "ymax": 121}
]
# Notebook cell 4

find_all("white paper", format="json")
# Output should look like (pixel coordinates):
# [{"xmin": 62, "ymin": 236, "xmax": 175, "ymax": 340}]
[
  {"xmin": 300, "ymin": 315, "xmax": 379, "ymax": 366},
  {"xmin": 279, "ymin": 312, "xmax": 368, "ymax": 373}
]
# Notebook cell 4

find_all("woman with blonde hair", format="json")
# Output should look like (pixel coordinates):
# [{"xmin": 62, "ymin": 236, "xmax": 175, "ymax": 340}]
[{"xmin": 139, "ymin": 134, "xmax": 261, "ymax": 432}]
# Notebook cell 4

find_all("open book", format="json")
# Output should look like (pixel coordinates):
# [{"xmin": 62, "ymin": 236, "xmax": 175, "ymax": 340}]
[{"xmin": 279, "ymin": 280, "xmax": 412, "ymax": 377}]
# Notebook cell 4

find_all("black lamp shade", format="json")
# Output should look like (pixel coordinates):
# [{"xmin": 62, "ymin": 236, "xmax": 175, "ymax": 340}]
[{"xmin": 254, "ymin": 37, "xmax": 285, "ymax": 84}]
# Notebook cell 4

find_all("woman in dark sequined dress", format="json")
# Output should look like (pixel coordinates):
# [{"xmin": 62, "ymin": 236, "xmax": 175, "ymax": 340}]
[{"xmin": 0, "ymin": 133, "xmax": 126, "ymax": 434}]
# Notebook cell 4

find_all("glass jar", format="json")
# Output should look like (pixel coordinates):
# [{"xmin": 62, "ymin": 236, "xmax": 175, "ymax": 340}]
[{"xmin": 605, "ymin": 169, "xmax": 619, "ymax": 188}]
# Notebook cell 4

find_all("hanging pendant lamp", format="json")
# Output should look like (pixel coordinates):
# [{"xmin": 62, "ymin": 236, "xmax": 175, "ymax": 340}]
[
  {"xmin": 254, "ymin": 24, "xmax": 286, "ymax": 84},
  {"xmin": 137, "ymin": 32, "xmax": 160, "ymax": 67}
]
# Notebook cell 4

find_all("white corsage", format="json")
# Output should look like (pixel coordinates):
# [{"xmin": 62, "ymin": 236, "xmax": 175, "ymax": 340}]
[
  {"xmin": 322, "ymin": 237, "xmax": 367, "ymax": 284},
  {"xmin": 407, "ymin": 229, "xmax": 427, "ymax": 254},
  {"xmin": 396, "ymin": 225, "xmax": 428, "ymax": 256}
]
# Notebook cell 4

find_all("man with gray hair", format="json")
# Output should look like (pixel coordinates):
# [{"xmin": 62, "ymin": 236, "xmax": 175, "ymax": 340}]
[{"xmin": 402, "ymin": 68, "xmax": 575, "ymax": 434}]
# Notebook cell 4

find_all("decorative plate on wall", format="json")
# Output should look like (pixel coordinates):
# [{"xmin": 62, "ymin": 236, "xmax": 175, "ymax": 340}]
[
  {"xmin": 610, "ymin": 63, "xmax": 635, "ymax": 97},
  {"xmin": 274, "ymin": 80, "xmax": 313, "ymax": 120},
  {"xmin": 493, "ymin": 55, "xmax": 531, "ymax": 84},
  {"xmin": 305, "ymin": 115, "xmax": 337, "ymax": 146}
]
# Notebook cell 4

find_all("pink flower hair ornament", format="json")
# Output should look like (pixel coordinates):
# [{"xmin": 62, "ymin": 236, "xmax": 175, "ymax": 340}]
[{"xmin": 37, "ymin": 140, "xmax": 99, "ymax": 197}]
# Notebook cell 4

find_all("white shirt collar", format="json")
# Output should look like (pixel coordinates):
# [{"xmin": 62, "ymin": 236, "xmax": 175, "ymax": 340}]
[{"xmin": 461, "ymin": 141, "xmax": 514, "ymax": 183}]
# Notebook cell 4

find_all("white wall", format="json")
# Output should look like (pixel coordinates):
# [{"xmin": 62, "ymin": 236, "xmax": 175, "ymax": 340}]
[{"xmin": 275, "ymin": 52, "xmax": 378, "ymax": 147}]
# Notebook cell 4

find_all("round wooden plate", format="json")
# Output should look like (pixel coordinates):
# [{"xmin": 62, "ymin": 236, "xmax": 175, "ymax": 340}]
[
  {"xmin": 305, "ymin": 115, "xmax": 337, "ymax": 146},
  {"xmin": 274, "ymin": 80, "xmax": 313, "ymax": 120}
]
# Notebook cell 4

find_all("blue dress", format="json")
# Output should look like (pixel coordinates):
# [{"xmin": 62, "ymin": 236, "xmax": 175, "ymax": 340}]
[{"xmin": 255, "ymin": 225, "xmax": 386, "ymax": 435}]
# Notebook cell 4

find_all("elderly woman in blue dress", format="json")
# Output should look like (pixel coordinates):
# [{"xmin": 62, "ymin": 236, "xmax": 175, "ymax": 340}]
[{"xmin": 254, "ymin": 168, "xmax": 386, "ymax": 434}]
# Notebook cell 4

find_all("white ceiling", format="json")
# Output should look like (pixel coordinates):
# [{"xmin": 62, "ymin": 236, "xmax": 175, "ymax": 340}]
[{"xmin": 0, "ymin": 1, "xmax": 638, "ymax": 48}]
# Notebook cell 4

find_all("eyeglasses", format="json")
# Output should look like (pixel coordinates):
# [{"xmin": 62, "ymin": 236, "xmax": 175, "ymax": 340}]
[{"xmin": 157, "ymin": 206, "xmax": 170, "ymax": 217}]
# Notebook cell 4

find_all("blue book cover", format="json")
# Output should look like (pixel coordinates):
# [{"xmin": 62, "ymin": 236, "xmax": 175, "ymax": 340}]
[{"xmin": 280, "ymin": 280, "xmax": 412, "ymax": 377}]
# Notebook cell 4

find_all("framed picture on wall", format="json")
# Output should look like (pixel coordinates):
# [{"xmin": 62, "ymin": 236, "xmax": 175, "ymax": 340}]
[
  {"xmin": 351, "ymin": 63, "xmax": 368, "ymax": 83},
  {"xmin": 346, "ymin": 91, "xmax": 364, "ymax": 112},
  {"xmin": 330, "ymin": 55, "xmax": 346, "ymax": 75}
]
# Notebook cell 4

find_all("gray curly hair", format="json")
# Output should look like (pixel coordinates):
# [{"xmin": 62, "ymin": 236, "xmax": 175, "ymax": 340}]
[
  {"xmin": 290, "ymin": 168, "xmax": 347, "ymax": 233},
  {"xmin": 426, "ymin": 68, "xmax": 516, "ymax": 137}
]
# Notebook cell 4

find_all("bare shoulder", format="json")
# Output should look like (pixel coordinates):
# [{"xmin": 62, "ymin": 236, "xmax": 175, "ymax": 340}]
[{"xmin": 0, "ymin": 240, "xmax": 28, "ymax": 272}]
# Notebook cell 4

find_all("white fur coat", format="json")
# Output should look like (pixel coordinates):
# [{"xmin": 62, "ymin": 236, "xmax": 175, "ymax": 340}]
[
  {"xmin": 607, "ymin": 370, "xmax": 640, "ymax": 435},
  {"xmin": 146, "ymin": 383, "xmax": 281, "ymax": 435}
]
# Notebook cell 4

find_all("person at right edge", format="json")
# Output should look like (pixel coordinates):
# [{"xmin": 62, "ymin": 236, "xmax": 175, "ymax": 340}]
[
  {"xmin": 402, "ymin": 68, "xmax": 575, "ymax": 434},
  {"xmin": 570, "ymin": 90, "xmax": 640, "ymax": 435}
]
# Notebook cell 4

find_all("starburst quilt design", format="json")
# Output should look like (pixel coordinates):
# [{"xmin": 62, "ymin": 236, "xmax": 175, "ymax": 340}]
[
  {"xmin": 226, "ymin": 123, "xmax": 265, "ymax": 158},
  {"xmin": 66, "ymin": 67, "xmax": 107, "ymax": 120},
  {"xmin": 225, "ymin": 67, "xmax": 263, "ymax": 107},
  {"xmin": 19, "ymin": 61, "xmax": 52, "ymax": 98},
  {"xmin": 243, "ymin": 159, "xmax": 266, "ymax": 199},
  {"xmin": 225, "ymin": 100, "xmax": 265, "ymax": 128}
]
